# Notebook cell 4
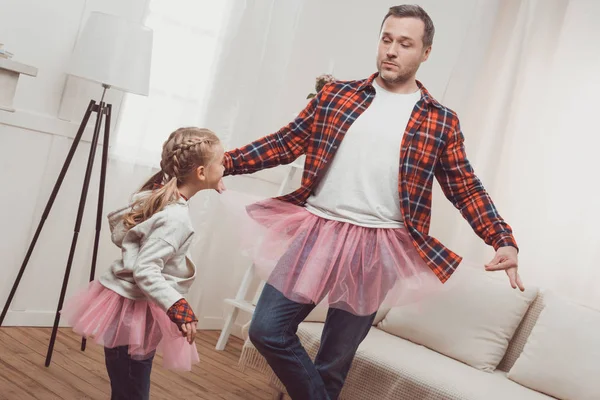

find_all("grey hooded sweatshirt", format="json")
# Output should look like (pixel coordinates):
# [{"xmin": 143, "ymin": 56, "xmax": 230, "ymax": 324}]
[{"xmin": 99, "ymin": 192, "xmax": 196, "ymax": 311}]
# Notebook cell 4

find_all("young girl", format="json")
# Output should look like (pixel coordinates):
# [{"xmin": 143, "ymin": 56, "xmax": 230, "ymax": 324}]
[{"xmin": 61, "ymin": 127, "xmax": 225, "ymax": 400}]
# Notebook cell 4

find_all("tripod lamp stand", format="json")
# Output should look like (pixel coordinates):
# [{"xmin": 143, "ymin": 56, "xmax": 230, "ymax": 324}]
[{"xmin": 0, "ymin": 11, "xmax": 153, "ymax": 367}]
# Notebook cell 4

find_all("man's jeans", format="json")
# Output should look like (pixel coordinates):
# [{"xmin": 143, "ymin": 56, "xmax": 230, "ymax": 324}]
[
  {"xmin": 104, "ymin": 345, "xmax": 155, "ymax": 400},
  {"xmin": 249, "ymin": 284, "xmax": 375, "ymax": 400}
]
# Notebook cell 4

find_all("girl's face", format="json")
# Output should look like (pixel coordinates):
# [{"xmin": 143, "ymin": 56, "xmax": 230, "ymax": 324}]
[{"xmin": 195, "ymin": 143, "xmax": 225, "ymax": 191}]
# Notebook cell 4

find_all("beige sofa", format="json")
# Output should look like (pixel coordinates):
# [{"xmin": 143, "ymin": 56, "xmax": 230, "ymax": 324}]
[{"xmin": 238, "ymin": 264, "xmax": 600, "ymax": 400}]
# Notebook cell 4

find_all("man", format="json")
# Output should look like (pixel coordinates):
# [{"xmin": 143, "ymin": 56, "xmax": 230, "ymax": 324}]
[{"xmin": 222, "ymin": 5, "xmax": 523, "ymax": 399}]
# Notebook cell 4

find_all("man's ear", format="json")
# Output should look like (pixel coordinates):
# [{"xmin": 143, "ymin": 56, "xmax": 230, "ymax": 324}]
[{"xmin": 422, "ymin": 45, "xmax": 432, "ymax": 62}]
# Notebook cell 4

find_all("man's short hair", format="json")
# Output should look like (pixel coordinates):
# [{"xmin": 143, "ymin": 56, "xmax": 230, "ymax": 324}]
[{"xmin": 381, "ymin": 5, "xmax": 435, "ymax": 47}]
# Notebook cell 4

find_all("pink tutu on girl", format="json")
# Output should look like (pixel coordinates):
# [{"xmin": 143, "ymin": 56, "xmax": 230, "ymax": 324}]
[
  {"xmin": 241, "ymin": 198, "xmax": 444, "ymax": 316},
  {"xmin": 61, "ymin": 281, "xmax": 199, "ymax": 371}
]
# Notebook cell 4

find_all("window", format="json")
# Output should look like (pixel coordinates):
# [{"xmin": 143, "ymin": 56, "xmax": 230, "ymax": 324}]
[{"xmin": 112, "ymin": 0, "xmax": 230, "ymax": 168}]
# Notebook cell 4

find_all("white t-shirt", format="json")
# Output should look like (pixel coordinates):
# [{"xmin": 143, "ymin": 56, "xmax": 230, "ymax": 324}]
[{"xmin": 305, "ymin": 80, "xmax": 421, "ymax": 228}]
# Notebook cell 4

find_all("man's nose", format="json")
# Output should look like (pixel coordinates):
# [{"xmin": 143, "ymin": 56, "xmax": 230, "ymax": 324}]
[{"xmin": 386, "ymin": 44, "xmax": 399, "ymax": 59}]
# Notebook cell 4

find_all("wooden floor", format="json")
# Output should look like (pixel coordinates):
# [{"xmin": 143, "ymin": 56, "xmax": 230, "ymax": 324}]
[{"xmin": 0, "ymin": 327, "xmax": 273, "ymax": 400}]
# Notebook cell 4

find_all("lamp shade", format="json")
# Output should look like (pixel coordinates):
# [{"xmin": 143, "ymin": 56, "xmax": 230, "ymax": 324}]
[{"xmin": 68, "ymin": 12, "xmax": 153, "ymax": 96}]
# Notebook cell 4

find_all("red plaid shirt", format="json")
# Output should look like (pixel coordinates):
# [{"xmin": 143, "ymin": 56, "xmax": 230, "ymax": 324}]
[{"xmin": 223, "ymin": 73, "xmax": 518, "ymax": 283}]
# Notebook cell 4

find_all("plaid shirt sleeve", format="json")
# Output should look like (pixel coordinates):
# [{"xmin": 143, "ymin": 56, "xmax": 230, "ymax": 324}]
[
  {"xmin": 167, "ymin": 298, "xmax": 198, "ymax": 331},
  {"xmin": 435, "ymin": 118, "xmax": 518, "ymax": 251},
  {"xmin": 223, "ymin": 89, "xmax": 321, "ymax": 176}
]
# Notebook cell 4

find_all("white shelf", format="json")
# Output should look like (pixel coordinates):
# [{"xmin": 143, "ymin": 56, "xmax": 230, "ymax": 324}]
[
  {"xmin": 0, "ymin": 59, "xmax": 38, "ymax": 113},
  {"xmin": 0, "ymin": 59, "xmax": 38, "ymax": 77},
  {"xmin": 224, "ymin": 298, "xmax": 256, "ymax": 314}
]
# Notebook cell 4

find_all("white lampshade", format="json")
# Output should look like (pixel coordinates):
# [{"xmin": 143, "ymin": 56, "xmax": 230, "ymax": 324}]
[{"xmin": 68, "ymin": 12, "xmax": 153, "ymax": 96}]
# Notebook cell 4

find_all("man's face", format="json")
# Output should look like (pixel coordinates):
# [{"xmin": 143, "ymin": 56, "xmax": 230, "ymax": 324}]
[{"xmin": 376, "ymin": 16, "xmax": 431, "ymax": 85}]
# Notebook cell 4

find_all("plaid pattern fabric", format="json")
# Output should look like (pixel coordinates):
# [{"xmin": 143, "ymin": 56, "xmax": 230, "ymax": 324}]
[
  {"xmin": 224, "ymin": 73, "xmax": 517, "ymax": 283},
  {"xmin": 166, "ymin": 298, "xmax": 197, "ymax": 329}
]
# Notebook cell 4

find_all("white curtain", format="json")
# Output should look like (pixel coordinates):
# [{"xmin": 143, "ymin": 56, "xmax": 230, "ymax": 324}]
[
  {"xmin": 111, "ymin": 0, "xmax": 232, "ymax": 168},
  {"xmin": 439, "ymin": 0, "xmax": 600, "ymax": 308}
]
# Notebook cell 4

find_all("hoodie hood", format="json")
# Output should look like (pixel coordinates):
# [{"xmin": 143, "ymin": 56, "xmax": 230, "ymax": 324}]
[{"xmin": 107, "ymin": 192, "xmax": 149, "ymax": 248}]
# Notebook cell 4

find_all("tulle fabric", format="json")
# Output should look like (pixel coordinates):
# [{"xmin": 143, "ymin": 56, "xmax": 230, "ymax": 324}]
[
  {"xmin": 240, "ymin": 198, "xmax": 444, "ymax": 316},
  {"xmin": 61, "ymin": 281, "xmax": 199, "ymax": 371}
]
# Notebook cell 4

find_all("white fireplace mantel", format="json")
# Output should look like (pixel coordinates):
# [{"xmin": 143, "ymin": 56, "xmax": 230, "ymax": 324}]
[{"xmin": 0, "ymin": 58, "xmax": 38, "ymax": 112}]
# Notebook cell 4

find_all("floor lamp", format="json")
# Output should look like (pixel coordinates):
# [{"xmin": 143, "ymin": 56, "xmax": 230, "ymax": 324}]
[{"xmin": 0, "ymin": 12, "xmax": 153, "ymax": 367}]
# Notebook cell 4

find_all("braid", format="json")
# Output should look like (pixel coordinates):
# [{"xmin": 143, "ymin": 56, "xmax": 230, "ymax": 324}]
[{"xmin": 161, "ymin": 130, "xmax": 219, "ymax": 182}]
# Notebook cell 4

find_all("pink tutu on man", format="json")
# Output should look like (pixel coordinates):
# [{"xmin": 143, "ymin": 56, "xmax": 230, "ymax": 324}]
[{"xmin": 240, "ymin": 198, "xmax": 444, "ymax": 316}]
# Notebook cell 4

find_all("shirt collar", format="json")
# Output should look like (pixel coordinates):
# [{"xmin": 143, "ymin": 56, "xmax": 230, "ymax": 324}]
[{"xmin": 358, "ymin": 72, "xmax": 442, "ymax": 109}]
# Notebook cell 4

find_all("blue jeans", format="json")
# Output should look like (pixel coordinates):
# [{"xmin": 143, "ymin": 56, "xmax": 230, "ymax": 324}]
[
  {"xmin": 249, "ymin": 284, "xmax": 376, "ymax": 400},
  {"xmin": 104, "ymin": 346, "xmax": 155, "ymax": 400}
]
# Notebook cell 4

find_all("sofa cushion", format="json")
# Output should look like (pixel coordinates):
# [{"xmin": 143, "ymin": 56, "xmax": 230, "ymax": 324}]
[
  {"xmin": 377, "ymin": 261, "xmax": 539, "ymax": 372},
  {"xmin": 497, "ymin": 292, "xmax": 545, "ymax": 372},
  {"xmin": 345, "ymin": 327, "xmax": 552, "ymax": 400},
  {"xmin": 507, "ymin": 292, "xmax": 600, "ymax": 400},
  {"xmin": 305, "ymin": 298, "xmax": 390, "ymax": 325}
]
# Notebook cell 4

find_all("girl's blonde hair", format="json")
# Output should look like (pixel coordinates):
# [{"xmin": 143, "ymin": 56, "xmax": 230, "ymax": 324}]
[{"xmin": 123, "ymin": 127, "xmax": 220, "ymax": 229}]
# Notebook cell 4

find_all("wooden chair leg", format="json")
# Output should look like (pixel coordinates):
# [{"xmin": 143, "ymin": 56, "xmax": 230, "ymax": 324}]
[{"xmin": 215, "ymin": 307, "xmax": 239, "ymax": 350}]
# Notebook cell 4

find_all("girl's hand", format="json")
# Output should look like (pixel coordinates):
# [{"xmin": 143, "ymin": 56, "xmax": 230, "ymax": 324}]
[
  {"xmin": 180, "ymin": 321, "xmax": 197, "ymax": 344},
  {"xmin": 167, "ymin": 298, "xmax": 198, "ymax": 344}
]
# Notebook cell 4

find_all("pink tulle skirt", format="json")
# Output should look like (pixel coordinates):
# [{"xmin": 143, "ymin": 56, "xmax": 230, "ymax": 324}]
[
  {"xmin": 60, "ymin": 281, "xmax": 199, "ymax": 371},
  {"xmin": 241, "ymin": 198, "xmax": 444, "ymax": 316}
]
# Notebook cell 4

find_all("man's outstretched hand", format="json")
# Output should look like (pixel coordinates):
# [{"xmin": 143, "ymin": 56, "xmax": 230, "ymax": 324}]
[{"xmin": 485, "ymin": 246, "xmax": 524, "ymax": 291}]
